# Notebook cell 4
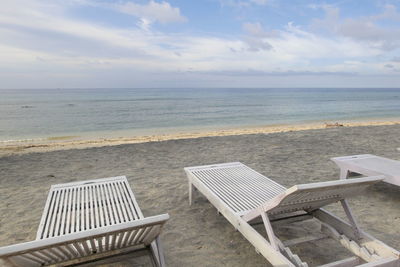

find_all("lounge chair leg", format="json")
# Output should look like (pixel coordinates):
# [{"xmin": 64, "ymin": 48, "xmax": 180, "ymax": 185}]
[
  {"xmin": 189, "ymin": 180, "xmax": 193, "ymax": 205},
  {"xmin": 340, "ymin": 199, "xmax": 361, "ymax": 240},
  {"xmin": 340, "ymin": 169, "xmax": 349, "ymax": 179},
  {"xmin": 157, "ymin": 236, "xmax": 166, "ymax": 267},
  {"xmin": 261, "ymin": 212, "xmax": 279, "ymax": 251},
  {"xmin": 150, "ymin": 236, "xmax": 166, "ymax": 267},
  {"xmin": 149, "ymin": 246, "xmax": 158, "ymax": 267}
]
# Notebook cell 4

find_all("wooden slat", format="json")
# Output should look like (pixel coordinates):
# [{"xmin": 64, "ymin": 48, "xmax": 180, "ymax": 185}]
[
  {"xmin": 71, "ymin": 242, "xmax": 85, "ymax": 257},
  {"xmin": 36, "ymin": 190, "xmax": 56, "ymax": 240},
  {"xmin": 105, "ymin": 183, "xmax": 119, "ymax": 224},
  {"xmin": 88, "ymin": 185, "xmax": 94, "ymax": 230},
  {"xmin": 120, "ymin": 182, "xmax": 141, "ymax": 219},
  {"xmin": 77, "ymin": 187, "xmax": 82, "ymax": 232},
  {"xmin": 59, "ymin": 189, "xmax": 69, "ymax": 236},
  {"xmin": 109, "ymin": 183, "xmax": 125, "ymax": 223},
  {"xmin": 18, "ymin": 254, "xmax": 43, "ymax": 265},
  {"xmin": 64, "ymin": 244, "xmax": 78, "ymax": 258},
  {"xmin": 70, "ymin": 188, "xmax": 77, "ymax": 234},
  {"xmin": 84, "ymin": 187, "xmax": 89, "ymax": 231},
  {"xmin": 81, "ymin": 241, "xmax": 91, "ymax": 256},
  {"xmin": 116, "ymin": 182, "xmax": 134, "ymax": 221},
  {"xmin": 93, "ymin": 185, "xmax": 101, "ymax": 228},
  {"xmin": 47, "ymin": 190, "xmax": 61, "ymax": 238},
  {"xmin": 39, "ymin": 249, "xmax": 58, "ymax": 263},
  {"xmin": 102, "ymin": 184, "xmax": 114, "ymax": 225},
  {"xmin": 31, "ymin": 251, "xmax": 51, "ymax": 264}
]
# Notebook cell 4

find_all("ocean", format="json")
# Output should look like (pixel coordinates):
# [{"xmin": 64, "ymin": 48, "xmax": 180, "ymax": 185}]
[{"xmin": 1, "ymin": 88, "xmax": 400, "ymax": 142}]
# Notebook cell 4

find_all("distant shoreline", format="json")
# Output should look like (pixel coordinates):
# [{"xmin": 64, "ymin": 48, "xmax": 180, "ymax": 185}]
[{"xmin": 1, "ymin": 119, "xmax": 399, "ymax": 157}]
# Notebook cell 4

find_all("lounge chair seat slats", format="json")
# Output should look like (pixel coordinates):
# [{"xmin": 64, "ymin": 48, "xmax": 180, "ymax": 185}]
[{"xmin": 188, "ymin": 162, "xmax": 286, "ymax": 213}]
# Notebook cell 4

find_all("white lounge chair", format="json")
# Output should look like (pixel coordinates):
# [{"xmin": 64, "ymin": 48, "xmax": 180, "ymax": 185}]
[
  {"xmin": 184, "ymin": 162, "xmax": 400, "ymax": 267},
  {"xmin": 331, "ymin": 154, "xmax": 400, "ymax": 186},
  {"xmin": 0, "ymin": 176, "xmax": 169, "ymax": 266}
]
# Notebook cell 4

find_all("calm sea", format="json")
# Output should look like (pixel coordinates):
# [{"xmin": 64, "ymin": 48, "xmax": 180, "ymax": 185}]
[{"xmin": 1, "ymin": 88, "xmax": 400, "ymax": 142}]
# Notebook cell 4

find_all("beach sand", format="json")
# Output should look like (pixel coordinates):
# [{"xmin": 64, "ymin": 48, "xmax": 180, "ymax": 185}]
[
  {"xmin": 1, "ymin": 120, "xmax": 399, "ymax": 157},
  {"xmin": 0, "ymin": 124, "xmax": 400, "ymax": 266}
]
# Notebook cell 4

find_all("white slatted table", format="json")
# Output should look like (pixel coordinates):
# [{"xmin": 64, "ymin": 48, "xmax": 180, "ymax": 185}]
[
  {"xmin": 36, "ymin": 176, "xmax": 144, "ymax": 240},
  {"xmin": 331, "ymin": 154, "xmax": 400, "ymax": 186}
]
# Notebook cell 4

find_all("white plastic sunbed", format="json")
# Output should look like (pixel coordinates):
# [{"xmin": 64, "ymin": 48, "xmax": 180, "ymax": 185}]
[
  {"xmin": 331, "ymin": 154, "xmax": 400, "ymax": 186},
  {"xmin": 0, "ymin": 176, "xmax": 169, "ymax": 267},
  {"xmin": 185, "ymin": 162, "xmax": 400, "ymax": 267}
]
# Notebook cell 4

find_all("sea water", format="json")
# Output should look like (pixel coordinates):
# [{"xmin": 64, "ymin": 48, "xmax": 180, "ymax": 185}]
[{"xmin": 1, "ymin": 88, "xmax": 400, "ymax": 142}]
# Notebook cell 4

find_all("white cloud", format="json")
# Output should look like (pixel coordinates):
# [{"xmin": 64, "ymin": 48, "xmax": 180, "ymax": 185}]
[
  {"xmin": 249, "ymin": 0, "xmax": 269, "ymax": 5},
  {"xmin": 310, "ymin": 4, "xmax": 400, "ymax": 50},
  {"xmin": 219, "ymin": 0, "xmax": 271, "ymax": 8},
  {"xmin": 0, "ymin": 0, "xmax": 399, "ymax": 88},
  {"xmin": 116, "ymin": 1, "xmax": 187, "ymax": 24}
]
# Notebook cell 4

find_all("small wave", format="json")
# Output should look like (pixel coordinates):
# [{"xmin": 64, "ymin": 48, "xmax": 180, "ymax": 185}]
[{"xmin": 0, "ymin": 138, "xmax": 47, "ymax": 143}]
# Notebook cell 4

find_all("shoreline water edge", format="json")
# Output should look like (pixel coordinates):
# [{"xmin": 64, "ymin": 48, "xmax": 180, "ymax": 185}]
[{"xmin": 1, "ymin": 119, "xmax": 399, "ymax": 157}]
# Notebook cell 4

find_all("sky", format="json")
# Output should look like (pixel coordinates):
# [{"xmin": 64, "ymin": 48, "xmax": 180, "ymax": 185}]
[{"xmin": 1, "ymin": 0, "xmax": 400, "ymax": 88}]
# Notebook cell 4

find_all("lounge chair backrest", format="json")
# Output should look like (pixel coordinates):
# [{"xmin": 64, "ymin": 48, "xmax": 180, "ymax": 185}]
[
  {"xmin": 242, "ymin": 176, "xmax": 383, "ymax": 221},
  {"xmin": 0, "ymin": 214, "xmax": 169, "ymax": 267}
]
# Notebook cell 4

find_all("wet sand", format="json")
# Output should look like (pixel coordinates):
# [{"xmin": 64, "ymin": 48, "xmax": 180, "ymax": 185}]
[{"xmin": 0, "ymin": 124, "xmax": 400, "ymax": 266}]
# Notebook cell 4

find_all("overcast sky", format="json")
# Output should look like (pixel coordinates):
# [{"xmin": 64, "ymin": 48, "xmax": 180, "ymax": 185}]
[{"xmin": 1, "ymin": 0, "xmax": 400, "ymax": 89}]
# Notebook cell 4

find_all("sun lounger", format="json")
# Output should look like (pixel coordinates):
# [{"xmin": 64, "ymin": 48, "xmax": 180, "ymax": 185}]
[
  {"xmin": 184, "ymin": 162, "xmax": 400, "ymax": 267},
  {"xmin": 0, "ymin": 176, "xmax": 169, "ymax": 267},
  {"xmin": 331, "ymin": 154, "xmax": 400, "ymax": 186}
]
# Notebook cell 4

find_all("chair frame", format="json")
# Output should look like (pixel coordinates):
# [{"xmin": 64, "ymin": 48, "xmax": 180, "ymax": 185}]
[
  {"xmin": 0, "ymin": 176, "xmax": 169, "ymax": 267},
  {"xmin": 185, "ymin": 162, "xmax": 400, "ymax": 267}
]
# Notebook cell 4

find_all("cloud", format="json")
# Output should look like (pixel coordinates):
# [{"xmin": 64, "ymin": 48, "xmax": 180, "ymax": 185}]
[
  {"xmin": 242, "ymin": 22, "xmax": 275, "ymax": 51},
  {"xmin": 194, "ymin": 69, "xmax": 357, "ymax": 76},
  {"xmin": 219, "ymin": 0, "xmax": 271, "ymax": 8},
  {"xmin": 392, "ymin": 57, "xmax": 400, "ymax": 62},
  {"xmin": 116, "ymin": 1, "xmax": 187, "ymax": 24},
  {"xmin": 242, "ymin": 22, "xmax": 276, "ymax": 37},
  {"xmin": 249, "ymin": 0, "xmax": 269, "ymax": 5},
  {"xmin": 0, "ymin": 0, "xmax": 399, "ymax": 88},
  {"xmin": 338, "ymin": 19, "xmax": 400, "ymax": 50},
  {"xmin": 310, "ymin": 4, "xmax": 400, "ymax": 51}
]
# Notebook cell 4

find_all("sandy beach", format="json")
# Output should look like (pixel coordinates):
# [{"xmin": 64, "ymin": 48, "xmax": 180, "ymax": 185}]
[
  {"xmin": 1, "ymin": 119, "xmax": 399, "ymax": 157},
  {"xmin": 1, "ymin": 123, "xmax": 400, "ymax": 266}
]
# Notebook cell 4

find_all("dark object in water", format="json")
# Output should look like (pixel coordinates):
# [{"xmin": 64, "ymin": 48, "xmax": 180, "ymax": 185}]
[{"xmin": 21, "ymin": 105, "xmax": 34, "ymax": 108}]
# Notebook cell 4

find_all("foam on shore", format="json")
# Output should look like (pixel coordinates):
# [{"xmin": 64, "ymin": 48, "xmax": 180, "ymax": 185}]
[{"xmin": 1, "ymin": 119, "xmax": 399, "ymax": 156}]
